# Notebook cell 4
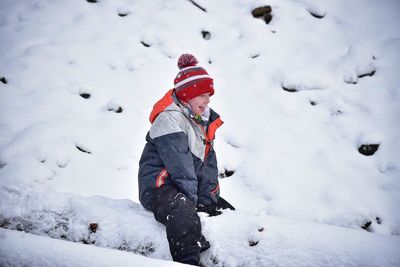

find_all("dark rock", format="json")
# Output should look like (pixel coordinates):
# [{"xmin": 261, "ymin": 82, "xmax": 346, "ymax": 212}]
[
  {"xmin": 282, "ymin": 86, "xmax": 297, "ymax": 93},
  {"xmin": 358, "ymin": 70, "xmax": 376, "ymax": 78},
  {"xmin": 309, "ymin": 11, "xmax": 325, "ymax": 19},
  {"xmin": 310, "ymin": 100, "xmax": 317, "ymax": 106},
  {"xmin": 141, "ymin": 41, "xmax": 151, "ymax": 47},
  {"xmin": 220, "ymin": 169, "xmax": 235, "ymax": 178},
  {"xmin": 251, "ymin": 54, "xmax": 260, "ymax": 59},
  {"xmin": 249, "ymin": 240, "xmax": 259, "ymax": 246},
  {"xmin": 118, "ymin": 12, "xmax": 129, "ymax": 17},
  {"xmin": 0, "ymin": 77, "xmax": 7, "ymax": 84},
  {"xmin": 76, "ymin": 145, "xmax": 91, "ymax": 154},
  {"xmin": 252, "ymin": 6, "xmax": 272, "ymax": 17},
  {"xmin": 358, "ymin": 144, "xmax": 379, "ymax": 156},
  {"xmin": 361, "ymin": 221, "xmax": 372, "ymax": 231},
  {"xmin": 263, "ymin": 13, "xmax": 273, "ymax": 24},
  {"xmin": 376, "ymin": 217, "xmax": 382, "ymax": 225},
  {"xmin": 108, "ymin": 106, "xmax": 123, "ymax": 113},
  {"xmin": 252, "ymin": 6, "xmax": 273, "ymax": 24},
  {"xmin": 202, "ymin": 30, "xmax": 211, "ymax": 40},
  {"xmin": 80, "ymin": 93, "xmax": 91, "ymax": 99},
  {"xmin": 258, "ymin": 227, "xmax": 264, "ymax": 232},
  {"xmin": 89, "ymin": 223, "xmax": 98, "ymax": 233},
  {"xmin": 225, "ymin": 169, "xmax": 235, "ymax": 177},
  {"xmin": 87, "ymin": 0, "xmax": 98, "ymax": 3}
]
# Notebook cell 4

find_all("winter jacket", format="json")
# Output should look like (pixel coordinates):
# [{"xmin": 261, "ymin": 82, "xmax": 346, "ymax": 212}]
[{"xmin": 138, "ymin": 89, "xmax": 223, "ymax": 210}]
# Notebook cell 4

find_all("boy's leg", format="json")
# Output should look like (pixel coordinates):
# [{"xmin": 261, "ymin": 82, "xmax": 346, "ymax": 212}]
[{"xmin": 150, "ymin": 185, "xmax": 202, "ymax": 266}]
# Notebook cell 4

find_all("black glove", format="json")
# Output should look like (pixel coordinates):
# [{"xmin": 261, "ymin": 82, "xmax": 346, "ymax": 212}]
[
  {"xmin": 196, "ymin": 197, "xmax": 235, "ymax": 216},
  {"xmin": 216, "ymin": 196, "xmax": 235, "ymax": 211},
  {"xmin": 196, "ymin": 203, "xmax": 222, "ymax": 217}
]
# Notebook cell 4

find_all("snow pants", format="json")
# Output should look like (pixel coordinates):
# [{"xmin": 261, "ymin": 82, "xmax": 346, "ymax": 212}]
[{"xmin": 149, "ymin": 184, "xmax": 203, "ymax": 266}]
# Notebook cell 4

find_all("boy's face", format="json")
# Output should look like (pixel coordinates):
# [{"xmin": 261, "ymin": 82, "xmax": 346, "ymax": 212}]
[{"xmin": 188, "ymin": 93, "xmax": 211, "ymax": 116}]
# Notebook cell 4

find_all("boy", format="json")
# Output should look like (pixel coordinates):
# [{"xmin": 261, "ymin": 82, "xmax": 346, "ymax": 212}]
[{"xmin": 138, "ymin": 54, "xmax": 234, "ymax": 265}]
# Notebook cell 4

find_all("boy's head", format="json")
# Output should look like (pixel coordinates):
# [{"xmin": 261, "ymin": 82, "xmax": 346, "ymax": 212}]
[{"xmin": 174, "ymin": 54, "xmax": 214, "ymax": 103}]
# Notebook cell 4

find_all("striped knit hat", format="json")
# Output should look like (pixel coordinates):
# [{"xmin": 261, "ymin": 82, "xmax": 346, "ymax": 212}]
[{"xmin": 174, "ymin": 54, "xmax": 214, "ymax": 102}]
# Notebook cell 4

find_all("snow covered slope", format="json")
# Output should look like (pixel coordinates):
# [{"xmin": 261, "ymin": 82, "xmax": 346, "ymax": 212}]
[
  {"xmin": 1, "ymin": 0, "xmax": 400, "ymax": 266},
  {"xmin": 1, "ymin": 190, "xmax": 399, "ymax": 266}
]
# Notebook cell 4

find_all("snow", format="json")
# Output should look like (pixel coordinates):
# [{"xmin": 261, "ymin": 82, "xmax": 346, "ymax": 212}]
[
  {"xmin": 0, "ymin": 228, "xmax": 183, "ymax": 267},
  {"xmin": 200, "ymin": 211, "xmax": 400, "ymax": 266},
  {"xmin": 1, "ymin": 0, "xmax": 400, "ymax": 266}
]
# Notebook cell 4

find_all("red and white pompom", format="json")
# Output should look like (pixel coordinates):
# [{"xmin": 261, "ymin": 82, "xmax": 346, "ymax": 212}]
[{"xmin": 177, "ymin": 53, "xmax": 198, "ymax": 69}]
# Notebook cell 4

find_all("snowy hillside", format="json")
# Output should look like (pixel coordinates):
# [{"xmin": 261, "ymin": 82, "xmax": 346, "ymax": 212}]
[{"xmin": 1, "ymin": 0, "xmax": 400, "ymax": 266}]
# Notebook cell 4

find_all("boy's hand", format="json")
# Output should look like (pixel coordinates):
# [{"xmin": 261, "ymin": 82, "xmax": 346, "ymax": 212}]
[
  {"xmin": 216, "ymin": 196, "xmax": 235, "ymax": 211},
  {"xmin": 196, "ymin": 203, "xmax": 222, "ymax": 216},
  {"xmin": 196, "ymin": 196, "xmax": 235, "ymax": 216}
]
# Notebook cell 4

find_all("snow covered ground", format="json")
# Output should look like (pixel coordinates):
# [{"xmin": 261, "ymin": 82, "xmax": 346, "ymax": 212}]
[
  {"xmin": 1, "ymin": 0, "xmax": 400, "ymax": 266},
  {"xmin": 0, "ymin": 228, "xmax": 184, "ymax": 267}
]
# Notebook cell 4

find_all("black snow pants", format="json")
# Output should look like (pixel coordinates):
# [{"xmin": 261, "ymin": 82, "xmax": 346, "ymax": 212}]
[{"xmin": 149, "ymin": 184, "xmax": 203, "ymax": 266}]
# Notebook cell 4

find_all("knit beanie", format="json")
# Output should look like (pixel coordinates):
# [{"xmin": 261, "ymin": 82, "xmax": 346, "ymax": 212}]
[{"xmin": 174, "ymin": 54, "xmax": 214, "ymax": 102}]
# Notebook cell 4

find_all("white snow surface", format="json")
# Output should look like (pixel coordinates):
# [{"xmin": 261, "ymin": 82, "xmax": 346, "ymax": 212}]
[
  {"xmin": 0, "ymin": 228, "xmax": 184, "ymax": 267},
  {"xmin": 1, "ymin": 0, "xmax": 400, "ymax": 266}
]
